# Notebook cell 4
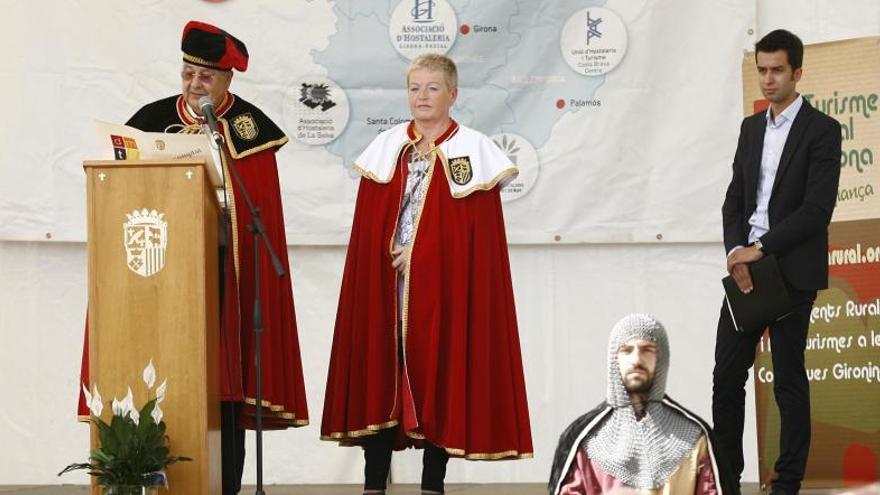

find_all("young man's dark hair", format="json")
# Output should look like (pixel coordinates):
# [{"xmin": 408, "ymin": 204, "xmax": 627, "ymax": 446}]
[{"xmin": 755, "ymin": 29, "xmax": 804, "ymax": 69}]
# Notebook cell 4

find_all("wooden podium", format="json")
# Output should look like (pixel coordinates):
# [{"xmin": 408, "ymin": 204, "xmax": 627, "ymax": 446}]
[{"xmin": 84, "ymin": 159, "xmax": 223, "ymax": 494}]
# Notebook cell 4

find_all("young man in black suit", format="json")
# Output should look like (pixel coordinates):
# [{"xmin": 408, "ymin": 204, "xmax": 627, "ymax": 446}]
[{"xmin": 712, "ymin": 29, "xmax": 842, "ymax": 495}]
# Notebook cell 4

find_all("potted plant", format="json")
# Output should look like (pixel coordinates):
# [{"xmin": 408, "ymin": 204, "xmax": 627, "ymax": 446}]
[{"xmin": 59, "ymin": 361, "xmax": 191, "ymax": 494}]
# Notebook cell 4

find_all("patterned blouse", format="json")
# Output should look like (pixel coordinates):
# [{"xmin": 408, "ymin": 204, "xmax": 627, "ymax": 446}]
[{"xmin": 396, "ymin": 150, "xmax": 432, "ymax": 246}]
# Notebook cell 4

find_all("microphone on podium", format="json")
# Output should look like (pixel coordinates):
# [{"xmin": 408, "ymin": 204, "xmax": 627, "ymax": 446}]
[{"xmin": 198, "ymin": 96, "xmax": 223, "ymax": 147}]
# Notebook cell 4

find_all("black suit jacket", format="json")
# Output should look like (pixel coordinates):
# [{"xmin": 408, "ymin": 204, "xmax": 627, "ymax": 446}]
[{"xmin": 722, "ymin": 98, "xmax": 842, "ymax": 291}]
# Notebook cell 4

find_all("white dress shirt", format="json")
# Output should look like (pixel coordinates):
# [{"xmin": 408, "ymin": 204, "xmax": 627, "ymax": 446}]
[{"xmin": 747, "ymin": 94, "xmax": 804, "ymax": 243}]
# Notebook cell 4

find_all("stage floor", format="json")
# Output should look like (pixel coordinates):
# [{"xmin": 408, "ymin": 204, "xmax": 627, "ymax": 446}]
[{"xmin": 0, "ymin": 484, "xmax": 851, "ymax": 494}]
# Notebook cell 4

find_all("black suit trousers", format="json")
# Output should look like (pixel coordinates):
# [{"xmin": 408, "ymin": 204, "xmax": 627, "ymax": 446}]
[{"xmin": 712, "ymin": 292, "xmax": 815, "ymax": 494}]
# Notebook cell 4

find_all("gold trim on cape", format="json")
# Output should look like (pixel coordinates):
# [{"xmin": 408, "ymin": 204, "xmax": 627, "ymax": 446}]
[
  {"xmin": 356, "ymin": 121, "xmax": 513, "ymax": 198},
  {"xmin": 436, "ymin": 147, "xmax": 519, "ymax": 198},
  {"xmin": 352, "ymin": 141, "xmax": 409, "ymax": 184},
  {"xmin": 396, "ymin": 145, "xmax": 437, "ymax": 438},
  {"xmin": 217, "ymin": 143, "xmax": 242, "ymax": 280},
  {"xmin": 243, "ymin": 397, "xmax": 309, "ymax": 426},
  {"xmin": 176, "ymin": 93, "xmax": 233, "ymax": 125},
  {"xmin": 320, "ymin": 420, "xmax": 400, "ymax": 440}
]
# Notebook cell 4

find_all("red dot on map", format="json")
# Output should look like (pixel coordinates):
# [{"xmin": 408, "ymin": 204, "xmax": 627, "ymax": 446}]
[
  {"xmin": 556, "ymin": 99, "xmax": 565, "ymax": 109},
  {"xmin": 460, "ymin": 24, "xmax": 470, "ymax": 35}
]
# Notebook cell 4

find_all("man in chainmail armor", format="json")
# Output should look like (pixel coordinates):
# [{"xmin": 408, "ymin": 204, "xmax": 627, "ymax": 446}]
[{"xmin": 549, "ymin": 314, "xmax": 735, "ymax": 495}]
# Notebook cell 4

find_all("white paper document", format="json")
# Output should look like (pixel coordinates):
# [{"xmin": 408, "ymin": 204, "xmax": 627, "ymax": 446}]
[{"xmin": 94, "ymin": 120, "xmax": 223, "ymax": 184}]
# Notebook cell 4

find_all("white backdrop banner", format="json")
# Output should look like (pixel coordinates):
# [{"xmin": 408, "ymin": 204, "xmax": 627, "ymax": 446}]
[{"xmin": 0, "ymin": 0, "xmax": 755, "ymax": 245}]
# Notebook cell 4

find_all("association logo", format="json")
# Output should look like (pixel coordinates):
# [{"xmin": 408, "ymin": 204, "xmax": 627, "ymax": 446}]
[
  {"xmin": 411, "ymin": 0, "xmax": 435, "ymax": 23},
  {"xmin": 111, "ymin": 134, "xmax": 140, "ymax": 160},
  {"xmin": 124, "ymin": 208, "xmax": 167, "ymax": 278},
  {"xmin": 561, "ymin": 7, "xmax": 627, "ymax": 76},
  {"xmin": 492, "ymin": 133, "xmax": 540, "ymax": 202},
  {"xmin": 284, "ymin": 76, "xmax": 350, "ymax": 146},
  {"xmin": 299, "ymin": 83, "xmax": 337, "ymax": 112},
  {"xmin": 586, "ymin": 11, "xmax": 602, "ymax": 44},
  {"xmin": 390, "ymin": 0, "xmax": 458, "ymax": 60}
]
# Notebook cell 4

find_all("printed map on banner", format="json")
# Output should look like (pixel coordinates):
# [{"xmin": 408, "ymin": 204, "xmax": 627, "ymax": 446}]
[
  {"xmin": 288, "ymin": 0, "xmax": 619, "ymax": 202},
  {"xmin": 271, "ymin": 0, "xmax": 754, "ymax": 244},
  {"xmin": 0, "ymin": 0, "xmax": 755, "ymax": 244}
]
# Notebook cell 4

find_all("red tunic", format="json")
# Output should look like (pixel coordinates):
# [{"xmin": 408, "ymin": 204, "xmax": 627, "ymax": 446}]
[
  {"xmin": 79, "ymin": 94, "xmax": 308, "ymax": 429},
  {"xmin": 321, "ymin": 121, "xmax": 533, "ymax": 459}
]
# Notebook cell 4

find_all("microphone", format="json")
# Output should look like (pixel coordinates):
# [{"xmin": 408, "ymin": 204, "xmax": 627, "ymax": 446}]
[{"xmin": 198, "ymin": 96, "xmax": 220, "ymax": 135}]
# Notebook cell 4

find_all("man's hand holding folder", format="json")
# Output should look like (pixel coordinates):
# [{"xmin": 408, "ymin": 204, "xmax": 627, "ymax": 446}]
[
  {"xmin": 722, "ymin": 253, "xmax": 796, "ymax": 333},
  {"xmin": 726, "ymin": 244, "xmax": 766, "ymax": 294}
]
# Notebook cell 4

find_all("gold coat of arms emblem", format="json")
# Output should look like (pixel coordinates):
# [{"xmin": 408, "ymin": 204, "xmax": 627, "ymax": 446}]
[
  {"xmin": 448, "ymin": 156, "xmax": 473, "ymax": 185},
  {"xmin": 231, "ymin": 113, "xmax": 259, "ymax": 141}
]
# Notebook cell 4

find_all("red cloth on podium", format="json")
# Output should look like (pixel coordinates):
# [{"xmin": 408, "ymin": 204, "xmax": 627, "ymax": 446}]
[{"xmin": 321, "ymin": 121, "xmax": 533, "ymax": 459}]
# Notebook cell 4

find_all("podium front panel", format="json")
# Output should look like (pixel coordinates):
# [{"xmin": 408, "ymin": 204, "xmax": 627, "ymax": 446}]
[{"xmin": 85, "ymin": 160, "xmax": 220, "ymax": 495}]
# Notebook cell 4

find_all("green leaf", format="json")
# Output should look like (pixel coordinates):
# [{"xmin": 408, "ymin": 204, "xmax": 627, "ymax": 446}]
[
  {"xmin": 57, "ymin": 462, "xmax": 95, "ymax": 476},
  {"xmin": 91, "ymin": 449, "xmax": 114, "ymax": 466}
]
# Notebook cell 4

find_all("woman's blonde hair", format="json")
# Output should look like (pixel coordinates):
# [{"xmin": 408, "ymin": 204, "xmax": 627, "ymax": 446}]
[{"xmin": 406, "ymin": 53, "xmax": 458, "ymax": 90}]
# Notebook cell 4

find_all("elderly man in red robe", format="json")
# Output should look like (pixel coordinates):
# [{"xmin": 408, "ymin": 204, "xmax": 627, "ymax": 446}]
[
  {"xmin": 321, "ymin": 53, "xmax": 533, "ymax": 495},
  {"xmin": 78, "ymin": 20, "xmax": 309, "ymax": 495}
]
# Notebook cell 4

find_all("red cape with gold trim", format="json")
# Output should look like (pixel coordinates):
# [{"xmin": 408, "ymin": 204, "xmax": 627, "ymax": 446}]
[
  {"xmin": 320, "ymin": 120, "xmax": 533, "ymax": 459},
  {"xmin": 79, "ymin": 94, "xmax": 308, "ymax": 429}
]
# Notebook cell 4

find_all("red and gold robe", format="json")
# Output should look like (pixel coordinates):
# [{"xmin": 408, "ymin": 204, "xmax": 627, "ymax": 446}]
[
  {"xmin": 79, "ymin": 93, "xmax": 308, "ymax": 429},
  {"xmin": 320, "ymin": 120, "xmax": 533, "ymax": 459}
]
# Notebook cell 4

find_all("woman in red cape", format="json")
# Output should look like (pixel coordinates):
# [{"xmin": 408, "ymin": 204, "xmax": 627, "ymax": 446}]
[{"xmin": 321, "ymin": 54, "xmax": 532, "ymax": 494}]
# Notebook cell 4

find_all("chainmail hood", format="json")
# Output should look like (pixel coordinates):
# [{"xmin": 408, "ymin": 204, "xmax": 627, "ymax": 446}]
[{"xmin": 585, "ymin": 314, "xmax": 701, "ymax": 489}]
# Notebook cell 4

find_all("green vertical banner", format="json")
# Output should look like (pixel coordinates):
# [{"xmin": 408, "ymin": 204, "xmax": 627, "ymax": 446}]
[{"xmin": 743, "ymin": 37, "xmax": 880, "ymax": 488}]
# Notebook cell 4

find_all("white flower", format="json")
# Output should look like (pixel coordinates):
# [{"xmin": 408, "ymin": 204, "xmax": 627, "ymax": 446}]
[
  {"xmin": 90, "ymin": 384, "xmax": 103, "ymax": 417},
  {"xmin": 130, "ymin": 405, "xmax": 140, "ymax": 425},
  {"xmin": 112, "ymin": 397, "xmax": 123, "ymax": 416},
  {"xmin": 143, "ymin": 359, "xmax": 156, "ymax": 389},
  {"xmin": 156, "ymin": 378, "xmax": 167, "ymax": 404},
  {"xmin": 121, "ymin": 387, "xmax": 135, "ymax": 417},
  {"xmin": 151, "ymin": 401, "xmax": 163, "ymax": 425}
]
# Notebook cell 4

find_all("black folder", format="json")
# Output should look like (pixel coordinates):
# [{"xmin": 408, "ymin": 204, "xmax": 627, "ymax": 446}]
[{"xmin": 722, "ymin": 254, "xmax": 796, "ymax": 333}]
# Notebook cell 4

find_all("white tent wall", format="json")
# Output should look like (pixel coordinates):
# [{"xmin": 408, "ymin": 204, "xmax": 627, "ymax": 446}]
[
  {"xmin": 1, "ymin": 0, "xmax": 878, "ymax": 486},
  {"xmin": 0, "ymin": 240, "xmax": 732, "ymax": 485}
]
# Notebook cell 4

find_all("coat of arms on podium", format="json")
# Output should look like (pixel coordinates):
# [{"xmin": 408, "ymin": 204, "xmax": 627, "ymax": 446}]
[{"xmin": 123, "ymin": 209, "xmax": 168, "ymax": 277}]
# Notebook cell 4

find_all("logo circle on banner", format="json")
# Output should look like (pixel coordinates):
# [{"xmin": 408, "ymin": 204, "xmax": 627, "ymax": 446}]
[
  {"xmin": 492, "ymin": 133, "xmax": 539, "ymax": 202},
  {"xmin": 284, "ymin": 76, "xmax": 350, "ymax": 146},
  {"xmin": 390, "ymin": 0, "xmax": 458, "ymax": 60},
  {"xmin": 560, "ymin": 7, "xmax": 627, "ymax": 76}
]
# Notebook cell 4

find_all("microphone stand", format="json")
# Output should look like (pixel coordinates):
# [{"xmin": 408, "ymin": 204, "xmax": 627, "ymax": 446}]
[{"xmin": 203, "ymin": 102, "xmax": 284, "ymax": 495}]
